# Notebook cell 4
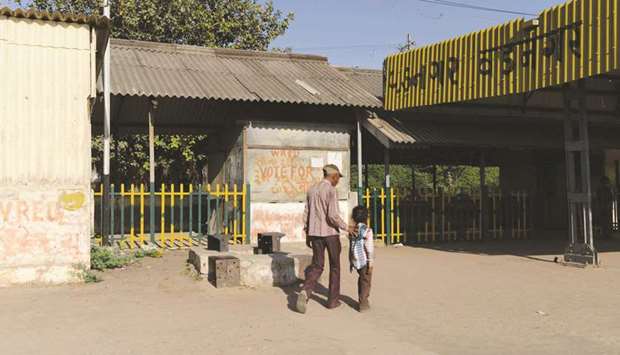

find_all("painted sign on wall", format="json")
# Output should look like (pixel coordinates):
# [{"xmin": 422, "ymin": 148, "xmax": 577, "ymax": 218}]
[
  {"xmin": 0, "ymin": 188, "xmax": 90, "ymax": 285},
  {"xmin": 384, "ymin": 0, "xmax": 619, "ymax": 110},
  {"xmin": 248, "ymin": 148, "xmax": 348, "ymax": 202}
]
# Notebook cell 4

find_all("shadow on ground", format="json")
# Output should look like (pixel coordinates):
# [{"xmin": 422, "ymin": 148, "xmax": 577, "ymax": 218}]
[
  {"xmin": 407, "ymin": 231, "xmax": 620, "ymax": 263},
  {"xmin": 278, "ymin": 282, "xmax": 357, "ymax": 313}
]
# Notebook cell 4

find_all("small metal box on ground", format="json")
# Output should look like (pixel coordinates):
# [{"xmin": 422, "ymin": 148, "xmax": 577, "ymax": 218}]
[
  {"xmin": 257, "ymin": 232, "xmax": 285, "ymax": 254},
  {"xmin": 208, "ymin": 255, "xmax": 240, "ymax": 288},
  {"xmin": 207, "ymin": 234, "xmax": 230, "ymax": 252}
]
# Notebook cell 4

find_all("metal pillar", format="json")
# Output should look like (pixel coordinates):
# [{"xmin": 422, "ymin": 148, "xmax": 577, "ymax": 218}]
[
  {"xmin": 102, "ymin": 0, "xmax": 112, "ymax": 245},
  {"xmin": 356, "ymin": 118, "xmax": 363, "ymax": 204},
  {"xmin": 432, "ymin": 165, "xmax": 438, "ymax": 193},
  {"xmin": 364, "ymin": 162, "xmax": 369, "ymax": 190},
  {"xmin": 562, "ymin": 82, "xmax": 597, "ymax": 265},
  {"xmin": 411, "ymin": 165, "xmax": 416, "ymax": 193},
  {"xmin": 149, "ymin": 100, "xmax": 158, "ymax": 243},
  {"xmin": 479, "ymin": 154, "xmax": 488, "ymax": 241},
  {"xmin": 384, "ymin": 148, "xmax": 391, "ymax": 246}
]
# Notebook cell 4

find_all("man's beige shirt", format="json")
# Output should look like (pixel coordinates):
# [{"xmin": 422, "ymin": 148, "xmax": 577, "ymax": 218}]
[{"xmin": 303, "ymin": 179, "xmax": 347, "ymax": 237}]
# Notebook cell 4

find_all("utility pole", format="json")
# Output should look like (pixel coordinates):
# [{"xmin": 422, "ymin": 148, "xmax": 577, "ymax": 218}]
[
  {"xmin": 102, "ymin": 0, "xmax": 112, "ymax": 245},
  {"xmin": 401, "ymin": 33, "xmax": 416, "ymax": 52}
]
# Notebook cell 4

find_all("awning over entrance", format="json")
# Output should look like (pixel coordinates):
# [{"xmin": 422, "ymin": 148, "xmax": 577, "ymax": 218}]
[
  {"xmin": 363, "ymin": 114, "xmax": 620, "ymax": 151},
  {"xmin": 363, "ymin": 114, "xmax": 564, "ymax": 150}
]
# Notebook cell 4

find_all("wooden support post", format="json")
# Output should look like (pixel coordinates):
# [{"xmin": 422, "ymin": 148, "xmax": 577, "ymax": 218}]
[
  {"xmin": 356, "ymin": 117, "xmax": 363, "ymax": 204},
  {"xmin": 384, "ymin": 148, "xmax": 391, "ymax": 246},
  {"xmin": 149, "ymin": 100, "xmax": 158, "ymax": 244}
]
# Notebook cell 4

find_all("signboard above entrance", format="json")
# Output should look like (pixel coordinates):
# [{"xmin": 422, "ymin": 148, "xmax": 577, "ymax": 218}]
[{"xmin": 383, "ymin": 0, "xmax": 619, "ymax": 111}]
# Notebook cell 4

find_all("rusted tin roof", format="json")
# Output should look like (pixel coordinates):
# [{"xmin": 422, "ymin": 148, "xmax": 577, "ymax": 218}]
[
  {"xmin": 0, "ymin": 7, "xmax": 109, "ymax": 28},
  {"xmin": 337, "ymin": 67, "xmax": 383, "ymax": 99},
  {"xmin": 109, "ymin": 39, "xmax": 382, "ymax": 108},
  {"xmin": 364, "ymin": 114, "xmax": 564, "ymax": 149}
]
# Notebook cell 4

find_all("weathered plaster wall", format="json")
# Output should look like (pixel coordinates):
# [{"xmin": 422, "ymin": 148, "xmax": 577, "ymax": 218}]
[
  {"xmin": 0, "ymin": 188, "xmax": 91, "ymax": 285},
  {"xmin": 246, "ymin": 121, "xmax": 352, "ymax": 242},
  {"xmin": 251, "ymin": 201, "xmax": 350, "ymax": 242},
  {"xmin": 0, "ymin": 18, "xmax": 95, "ymax": 285},
  {"xmin": 246, "ymin": 121, "xmax": 350, "ymax": 203}
]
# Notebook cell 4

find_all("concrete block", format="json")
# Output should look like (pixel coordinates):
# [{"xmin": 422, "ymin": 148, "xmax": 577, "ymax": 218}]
[
  {"xmin": 188, "ymin": 247, "xmax": 323, "ymax": 288},
  {"xmin": 188, "ymin": 248, "xmax": 222, "ymax": 275},
  {"xmin": 208, "ymin": 256, "xmax": 240, "ymax": 288}
]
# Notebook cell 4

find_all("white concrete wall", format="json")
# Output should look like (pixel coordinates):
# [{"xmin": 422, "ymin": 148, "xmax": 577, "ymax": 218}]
[
  {"xmin": 0, "ymin": 17, "xmax": 96, "ymax": 285},
  {"xmin": 251, "ymin": 201, "xmax": 350, "ymax": 243}
]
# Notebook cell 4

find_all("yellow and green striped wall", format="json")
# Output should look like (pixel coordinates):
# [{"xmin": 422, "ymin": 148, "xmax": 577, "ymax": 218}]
[{"xmin": 384, "ymin": 0, "xmax": 619, "ymax": 110}]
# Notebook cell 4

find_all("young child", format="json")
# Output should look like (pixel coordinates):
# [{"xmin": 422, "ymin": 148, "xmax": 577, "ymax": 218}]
[{"xmin": 349, "ymin": 205, "xmax": 374, "ymax": 312}]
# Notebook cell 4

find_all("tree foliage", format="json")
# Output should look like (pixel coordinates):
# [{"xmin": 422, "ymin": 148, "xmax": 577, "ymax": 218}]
[
  {"xmin": 21, "ymin": 0, "xmax": 293, "ymax": 50},
  {"xmin": 18, "ymin": 0, "xmax": 293, "ymax": 184},
  {"xmin": 351, "ymin": 164, "xmax": 500, "ymax": 194}
]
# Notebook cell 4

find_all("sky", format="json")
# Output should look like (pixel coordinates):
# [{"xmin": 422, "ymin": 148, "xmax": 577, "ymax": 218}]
[
  {"xmin": 269, "ymin": 0, "xmax": 566, "ymax": 69},
  {"xmin": 1, "ymin": 0, "xmax": 567, "ymax": 69}
]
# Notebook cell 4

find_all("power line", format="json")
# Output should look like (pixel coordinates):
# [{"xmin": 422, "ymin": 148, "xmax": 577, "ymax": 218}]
[
  {"xmin": 293, "ymin": 43, "xmax": 399, "ymax": 51},
  {"xmin": 417, "ymin": 0, "xmax": 537, "ymax": 17}
]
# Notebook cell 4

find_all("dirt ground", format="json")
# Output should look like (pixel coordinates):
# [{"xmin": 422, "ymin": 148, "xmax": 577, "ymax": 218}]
[{"xmin": 1, "ymin": 239, "xmax": 620, "ymax": 355}]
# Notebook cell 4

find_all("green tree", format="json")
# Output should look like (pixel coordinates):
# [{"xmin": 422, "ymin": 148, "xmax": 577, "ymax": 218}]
[
  {"xmin": 18, "ymin": 0, "xmax": 294, "ymax": 184},
  {"xmin": 20, "ymin": 0, "xmax": 293, "ymax": 50}
]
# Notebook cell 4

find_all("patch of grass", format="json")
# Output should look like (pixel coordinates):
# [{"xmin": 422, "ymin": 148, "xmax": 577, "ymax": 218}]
[
  {"xmin": 144, "ymin": 248, "xmax": 163, "ymax": 258},
  {"xmin": 74, "ymin": 264, "xmax": 103, "ymax": 283},
  {"xmin": 90, "ymin": 246, "xmax": 133, "ymax": 271},
  {"xmin": 134, "ymin": 248, "xmax": 163, "ymax": 259}
]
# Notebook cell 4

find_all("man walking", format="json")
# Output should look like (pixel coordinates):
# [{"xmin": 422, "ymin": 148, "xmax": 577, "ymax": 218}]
[{"xmin": 296, "ymin": 164, "xmax": 354, "ymax": 313}]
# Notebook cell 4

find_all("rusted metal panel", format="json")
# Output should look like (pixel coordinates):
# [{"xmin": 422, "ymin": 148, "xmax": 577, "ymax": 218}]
[
  {"xmin": 108, "ymin": 39, "xmax": 382, "ymax": 108},
  {"xmin": 384, "ymin": 0, "xmax": 619, "ymax": 110}
]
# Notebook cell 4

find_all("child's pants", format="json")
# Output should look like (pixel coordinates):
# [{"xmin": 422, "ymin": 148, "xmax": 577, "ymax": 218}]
[{"xmin": 357, "ymin": 265, "xmax": 372, "ymax": 303}]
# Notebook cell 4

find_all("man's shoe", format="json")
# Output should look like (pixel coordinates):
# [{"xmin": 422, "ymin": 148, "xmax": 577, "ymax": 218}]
[
  {"xmin": 326, "ymin": 300, "xmax": 342, "ymax": 309},
  {"xmin": 359, "ymin": 300, "xmax": 370, "ymax": 313},
  {"xmin": 296, "ymin": 292, "xmax": 308, "ymax": 314}
]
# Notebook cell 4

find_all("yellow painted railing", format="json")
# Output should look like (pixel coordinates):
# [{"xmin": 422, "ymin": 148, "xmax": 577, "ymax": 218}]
[
  {"xmin": 361, "ymin": 187, "xmax": 403, "ymax": 245},
  {"xmin": 94, "ymin": 183, "xmax": 250, "ymax": 249}
]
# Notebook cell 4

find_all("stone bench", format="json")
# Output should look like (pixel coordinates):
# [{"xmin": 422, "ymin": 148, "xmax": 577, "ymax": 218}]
[{"xmin": 188, "ymin": 247, "xmax": 324, "ymax": 288}]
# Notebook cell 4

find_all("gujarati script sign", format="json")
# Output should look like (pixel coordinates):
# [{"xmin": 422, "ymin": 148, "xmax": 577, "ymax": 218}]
[{"xmin": 384, "ymin": 0, "xmax": 619, "ymax": 110}]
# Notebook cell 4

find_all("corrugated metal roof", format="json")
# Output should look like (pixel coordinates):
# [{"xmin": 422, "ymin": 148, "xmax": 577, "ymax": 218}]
[
  {"xmin": 0, "ymin": 7, "xmax": 109, "ymax": 28},
  {"xmin": 364, "ymin": 115, "xmax": 565, "ymax": 149},
  {"xmin": 108, "ymin": 39, "xmax": 382, "ymax": 108},
  {"xmin": 337, "ymin": 67, "xmax": 383, "ymax": 99}
]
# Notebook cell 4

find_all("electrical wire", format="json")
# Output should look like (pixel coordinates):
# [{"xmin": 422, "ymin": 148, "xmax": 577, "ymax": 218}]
[{"xmin": 417, "ymin": 0, "xmax": 537, "ymax": 17}]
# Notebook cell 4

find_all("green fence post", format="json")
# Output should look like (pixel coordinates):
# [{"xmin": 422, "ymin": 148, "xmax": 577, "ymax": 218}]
[
  {"xmin": 198, "ymin": 184, "xmax": 203, "ymax": 238},
  {"xmin": 357, "ymin": 186, "xmax": 363, "ymax": 208},
  {"xmin": 189, "ymin": 185, "xmax": 193, "ymax": 240},
  {"xmin": 372, "ymin": 188, "xmax": 378, "ymax": 236},
  {"xmin": 120, "ymin": 185, "xmax": 125, "ymax": 240},
  {"xmin": 110, "ymin": 184, "xmax": 115, "ymax": 246},
  {"xmin": 385, "ymin": 186, "xmax": 392, "ymax": 246},
  {"xmin": 149, "ymin": 182, "xmax": 155, "ymax": 244},
  {"xmin": 180, "ymin": 186, "xmax": 184, "ymax": 235},
  {"xmin": 245, "ymin": 184, "xmax": 251, "ymax": 244}
]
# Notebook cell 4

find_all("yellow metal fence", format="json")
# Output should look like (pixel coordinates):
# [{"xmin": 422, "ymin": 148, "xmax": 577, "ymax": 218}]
[
  {"xmin": 360, "ymin": 187, "xmax": 403, "ymax": 245},
  {"xmin": 359, "ymin": 187, "xmax": 532, "ymax": 245},
  {"xmin": 94, "ymin": 183, "xmax": 250, "ymax": 249}
]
